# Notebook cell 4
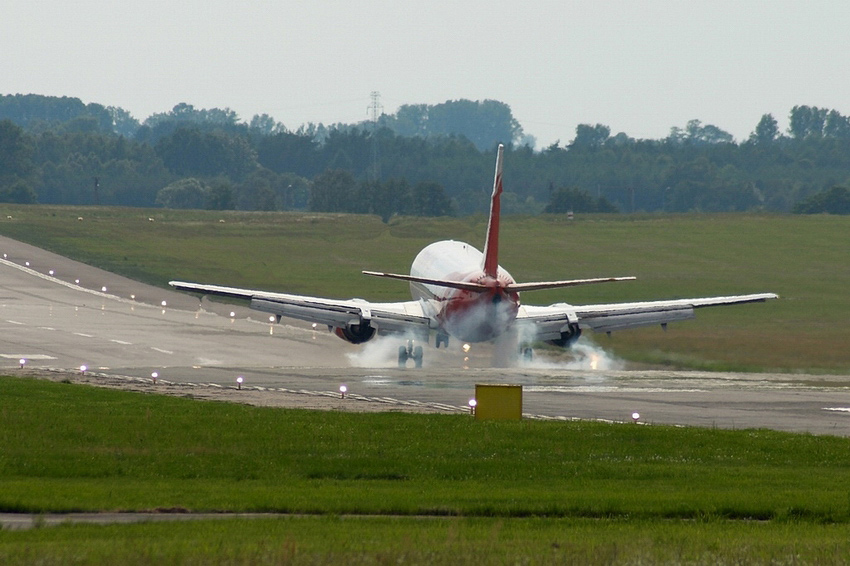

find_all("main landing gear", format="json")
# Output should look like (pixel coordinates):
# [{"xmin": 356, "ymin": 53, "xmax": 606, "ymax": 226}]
[
  {"xmin": 398, "ymin": 340, "xmax": 423, "ymax": 369},
  {"xmin": 435, "ymin": 332, "xmax": 449, "ymax": 349}
]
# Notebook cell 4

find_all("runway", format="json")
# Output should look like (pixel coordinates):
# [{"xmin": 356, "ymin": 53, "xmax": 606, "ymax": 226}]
[{"xmin": 3, "ymin": 234, "xmax": 850, "ymax": 436}]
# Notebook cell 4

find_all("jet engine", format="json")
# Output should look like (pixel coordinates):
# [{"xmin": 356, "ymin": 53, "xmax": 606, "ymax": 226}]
[{"xmin": 334, "ymin": 322, "xmax": 376, "ymax": 344}]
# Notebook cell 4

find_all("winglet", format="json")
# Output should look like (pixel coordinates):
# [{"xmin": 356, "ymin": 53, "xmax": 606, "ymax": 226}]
[{"xmin": 481, "ymin": 144, "xmax": 504, "ymax": 278}]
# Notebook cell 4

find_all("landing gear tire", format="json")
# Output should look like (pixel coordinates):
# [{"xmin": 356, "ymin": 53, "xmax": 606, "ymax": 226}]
[
  {"xmin": 521, "ymin": 347, "xmax": 533, "ymax": 361},
  {"xmin": 398, "ymin": 341, "xmax": 423, "ymax": 369}
]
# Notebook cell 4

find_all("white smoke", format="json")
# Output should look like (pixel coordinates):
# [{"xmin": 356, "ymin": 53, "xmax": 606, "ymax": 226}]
[
  {"xmin": 344, "ymin": 329, "xmax": 624, "ymax": 371},
  {"xmin": 518, "ymin": 337, "xmax": 624, "ymax": 371},
  {"xmin": 346, "ymin": 332, "xmax": 426, "ymax": 368}
]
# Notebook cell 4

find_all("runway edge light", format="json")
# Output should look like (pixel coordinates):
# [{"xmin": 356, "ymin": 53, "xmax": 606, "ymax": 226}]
[{"xmin": 474, "ymin": 384, "xmax": 522, "ymax": 421}]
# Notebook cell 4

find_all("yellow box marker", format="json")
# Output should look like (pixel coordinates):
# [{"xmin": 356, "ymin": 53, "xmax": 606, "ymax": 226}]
[{"xmin": 474, "ymin": 384, "xmax": 522, "ymax": 420}]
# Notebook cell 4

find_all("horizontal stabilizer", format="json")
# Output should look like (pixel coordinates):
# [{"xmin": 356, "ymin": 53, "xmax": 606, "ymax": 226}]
[
  {"xmin": 362, "ymin": 271, "xmax": 492, "ymax": 293},
  {"xmin": 363, "ymin": 271, "xmax": 636, "ymax": 293},
  {"xmin": 507, "ymin": 276, "xmax": 636, "ymax": 292}
]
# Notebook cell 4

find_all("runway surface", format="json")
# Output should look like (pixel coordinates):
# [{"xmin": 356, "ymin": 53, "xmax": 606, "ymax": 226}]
[{"xmin": 3, "ymin": 234, "xmax": 850, "ymax": 437}]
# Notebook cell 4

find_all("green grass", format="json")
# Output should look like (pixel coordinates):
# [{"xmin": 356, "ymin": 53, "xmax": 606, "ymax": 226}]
[
  {"xmin": 3, "ymin": 377, "xmax": 850, "ymax": 517},
  {"xmin": 7, "ymin": 376, "xmax": 850, "ymax": 520},
  {"xmin": 4, "ymin": 517, "xmax": 850, "ymax": 565},
  {"xmin": 3, "ymin": 376, "xmax": 850, "ymax": 563},
  {"xmin": 1, "ymin": 205, "xmax": 847, "ymax": 372}
]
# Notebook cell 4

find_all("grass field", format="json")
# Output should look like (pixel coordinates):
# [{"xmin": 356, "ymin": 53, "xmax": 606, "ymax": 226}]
[
  {"xmin": 2, "ymin": 377, "xmax": 850, "ymax": 564},
  {"xmin": 0, "ymin": 205, "xmax": 848, "ymax": 372},
  {"xmin": 5, "ymin": 517, "xmax": 850, "ymax": 565}
]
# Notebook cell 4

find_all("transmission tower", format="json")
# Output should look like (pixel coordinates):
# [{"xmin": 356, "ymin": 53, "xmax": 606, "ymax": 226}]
[{"xmin": 367, "ymin": 91, "xmax": 383, "ymax": 182}]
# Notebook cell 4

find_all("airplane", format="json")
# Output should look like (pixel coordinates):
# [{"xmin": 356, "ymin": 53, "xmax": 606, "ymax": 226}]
[{"xmin": 170, "ymin": 144, "xmax": 777, "ymax": 367}]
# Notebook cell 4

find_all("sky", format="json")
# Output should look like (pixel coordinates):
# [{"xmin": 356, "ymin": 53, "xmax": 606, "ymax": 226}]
[{"xmin": 4, "ymin": 0, "xmax": 850, "ymax": 147}]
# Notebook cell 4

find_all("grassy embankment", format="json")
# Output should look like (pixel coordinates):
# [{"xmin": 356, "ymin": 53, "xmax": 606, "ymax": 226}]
[
  {"xmin": 0, "ymin": 205, "xmax": 847, "ymax": 372},
  {"xmin": 2, "ymin": 377, "xmax": 850, "ymax": 564}
]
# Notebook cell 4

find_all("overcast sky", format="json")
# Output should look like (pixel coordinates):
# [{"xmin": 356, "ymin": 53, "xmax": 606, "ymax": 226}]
[{"xmin": 4, "ymin": 1, "xmax": 850, "ymax": 147}]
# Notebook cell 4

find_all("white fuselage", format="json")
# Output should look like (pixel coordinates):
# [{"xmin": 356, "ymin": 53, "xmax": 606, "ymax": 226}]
[{"xmin": 409, "ymin": 240, "xmax": 519, "ymax": 342}]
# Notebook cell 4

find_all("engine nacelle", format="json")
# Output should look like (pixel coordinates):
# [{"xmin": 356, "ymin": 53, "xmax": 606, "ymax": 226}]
[
  {"xmin": 545, "ymin": 323, "xmax": 582, "ymax": 348},
  {"xmin": 334, "ymin": 322, "xmax": 376, "ymax": 344}
]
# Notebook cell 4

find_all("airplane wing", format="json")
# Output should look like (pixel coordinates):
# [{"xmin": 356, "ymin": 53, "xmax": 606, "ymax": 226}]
[
  {"xmin": 169, "ymin": 281, "xmax": 432, "ymax": 335},
  {"xmin": 518, "ymin": 293, "xmax": 778, "ymax": 340}
]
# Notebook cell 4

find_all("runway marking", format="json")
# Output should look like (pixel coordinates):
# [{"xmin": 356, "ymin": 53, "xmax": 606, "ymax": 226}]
[
  {"xmin": 73, "ymin": 332, "xmax": 93, "ymax": 338},
  {"xmin": 5, "ymin": 320, "xmax": 23, "ymax": 325},
  {"xmin": 823, "ymin": 408, "xmax": 850, "ymax": 413},
  {"xmin": 0, "ymin": 257, "xmax": 141, "ymax": 306},
  {"xmin": 38, "ymin": 327, "xmax": 56, "ymax": 331},
  {"xmin": 526, "ymin": 385, "xmax": 708, "ymax": 393},
  {"xmin": 0, "ymin": 354, "xmax": 57, "ymax": 360},
  {"xmin": 151, "ymin": 347, "xmax": 173, "ymax": 354},
  {"xmin": 110, "ymin": 339, "xmax": 132, "ymax": 345}
]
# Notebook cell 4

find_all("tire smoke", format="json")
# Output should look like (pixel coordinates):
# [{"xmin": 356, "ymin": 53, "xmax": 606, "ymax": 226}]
[{"xmin": 519, "ymin": 338, "xmax": 624, "ymax": 371}]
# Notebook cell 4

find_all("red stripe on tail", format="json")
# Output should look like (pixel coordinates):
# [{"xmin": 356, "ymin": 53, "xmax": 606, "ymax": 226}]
[{"xmin": 482, "ymin": 144, "xmax": 504, "ymax": 279}]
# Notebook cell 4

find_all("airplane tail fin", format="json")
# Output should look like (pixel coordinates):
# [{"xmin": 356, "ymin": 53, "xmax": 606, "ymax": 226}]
[
  {"xmin": 364, "ymin": 143, "xmax": 637, "ymax": 296},
  {"xmin": 481, "ymin": 144, "xmax": 504, "ymax": 279}
]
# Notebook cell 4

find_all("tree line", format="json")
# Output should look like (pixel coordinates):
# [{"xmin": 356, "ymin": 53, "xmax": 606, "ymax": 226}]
[{"xmin": 1, "ymin": 94, "xmax": 849, "ymax": 216}]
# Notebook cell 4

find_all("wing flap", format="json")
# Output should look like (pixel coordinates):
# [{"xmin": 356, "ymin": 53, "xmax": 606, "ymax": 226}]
[
  {"xmin": 577, "ymin": 305, "xmax": 695, "ymax": 332},
  {"xmin": 577, "ymin": 293, "xmax": 777, "ymax": 332},
  {"xmin": 518, "ymin": 293, "xmax": 777, "ymax": 336},
  {"xmin": 169, "ymin": 280, "xmax": 431, "ymax": 333}
]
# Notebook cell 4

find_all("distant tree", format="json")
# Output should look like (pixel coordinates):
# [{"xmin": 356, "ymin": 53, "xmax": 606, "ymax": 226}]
[
  {"xmin": 277, "ymin": 172, "xmax": 312, "ymax": 210},
  {"xmin": 608, "ymin": 132, "xmax": 635, "ymax": 146},
  {"xmin": 236, "ymin": 168, "xmax": 280, "ymax": 211},
  {"xmin": 140, "ymin": 103, "xmax": 246, "ymax": 142},
  {"xmin": 155, "ymin": 178, "xmax": 207, "ymax": 209},
  {"xmin": 249, "ymin": 114, "xmax": 286, "ymax": 136},
  {"xmin": 60, "ymin": 116, "xmax": 102, "ymax": 134},
  {"xmin": 428, "ymin": 99, "xmax": 523, "ymax": 150},
  {"xmin": 372, "ymin": 178, "xmax": 412, "ymax": 222},
  {"xmin": 824, "ymin": 110, "xmax": 850, "ymax": 139},
  {"xmin": 205, "ymin": 179, "xmax": 235, "ymax": 210},
  {"xmin": 570, "ymin": 124, "xmax": 610, "ymax": 149},
  {"xmin": 688, "ymin": 120, "xmax": 734, "ymax": 144},
  {"xmin": 749, "ymin": 114, "xmax": 780, "ymax": 144},
  {"xmin": 310, "ymin": 169, "xmax": 356, "ymax": 212},
  {"xmin": 383, "ymin": 99, "xmax": 524, "ymax": 151},
  {"xmin": 0, "ymin": 94, "xmax": 117, "ymax": 133},
  {"xmin": 107, "ymin": 106, "xmax": 140, "ymax": 137},
  {"xmin": 387, "ymin": 104, "xmax": 428, "ymax": 137},
  {"xmin": 0, "ymin": 179, "xmax": 37, "ymax": 204},
  {"xmin": 788, "ymin": 105, "xmax": 828, "ymax": 139},
  {"xmin": 667, "ymin": 120, "xmax": 733, "ymax": 145},
  {"xmin": 155, "ymin": 126, "xmax": 258, "ymax": 181},
  {"xmin": 544, "ymin": 187, "xmax": 618, "ymax": 213},
  {"xmin": 256, "ymin": 131, "xmax": 320, "ymax": 178},
  {"xmin": 0, "ymin": 120, "xmax": 35, "ymax": 189},
  {"xmin": 145, "ymin": 103, "xmax": 240, "ymax": 128},
  {"xmin": 411, "ymin": 181, "xmax": 454, "ymax": 216},
  {"xmin": 792, "ymin": 185, "xmax": 850, "ymax": 214}
]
